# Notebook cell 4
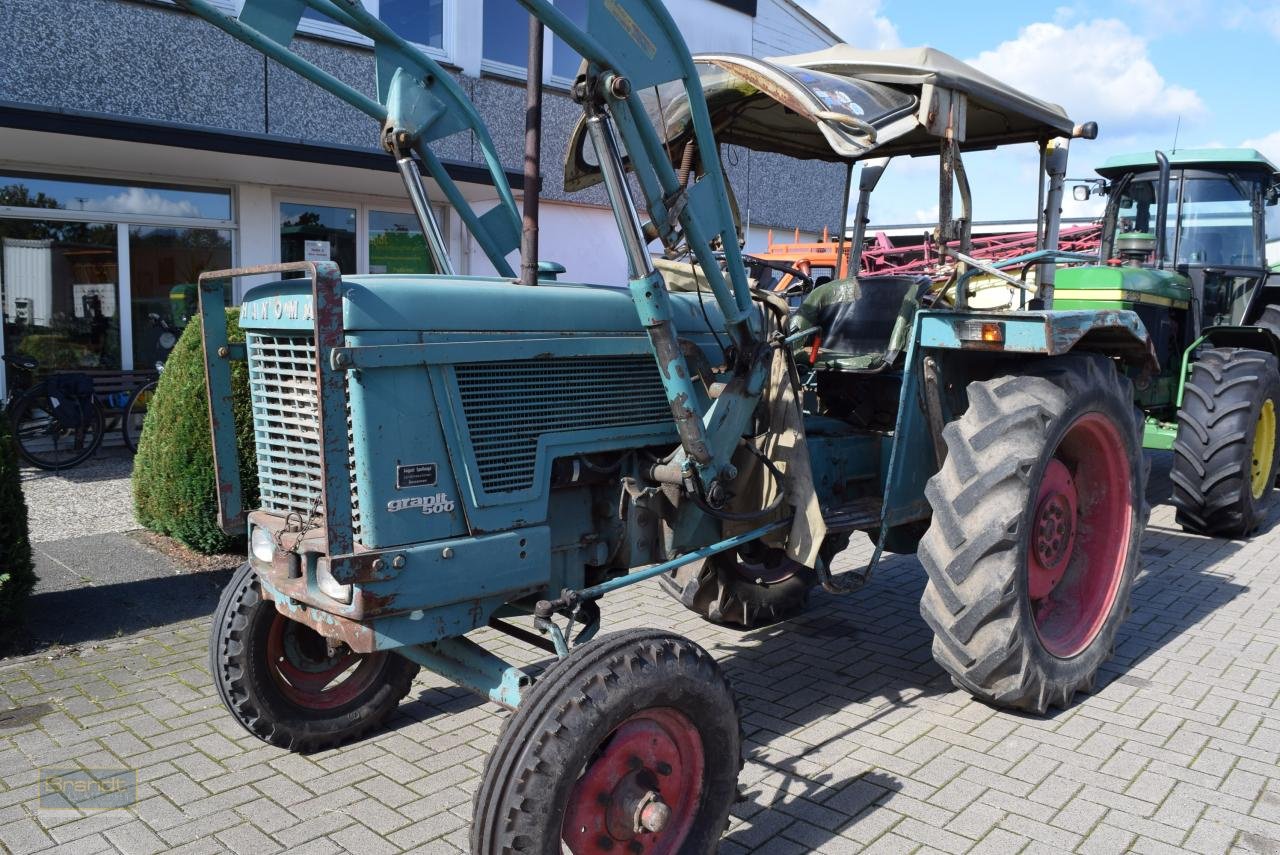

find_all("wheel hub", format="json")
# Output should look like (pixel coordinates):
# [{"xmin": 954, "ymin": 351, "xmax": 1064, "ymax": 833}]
[
  {"xmin": 1025, "ymin": 413, "xmax": 1132, "ymax": 659},
  {"xmin": 1251, "ymin": 399, "xmax": 1276, "ymax": 500},
  {"xmin": 1029, "ymin": 459, "xmax": 1077, "ymax": 598},
  {"xmin": 563, "ymin": 708, "xmax": 703, "ymax": 854},
  {"xmin": 265, "ymin": 615, "xmax": 382, "ymax": 710}
]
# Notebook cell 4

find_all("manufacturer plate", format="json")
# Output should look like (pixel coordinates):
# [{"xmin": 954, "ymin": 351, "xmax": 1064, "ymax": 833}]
[{"xmin": 396, "ymin": 463, "xmax": 437, "ymax": 489}]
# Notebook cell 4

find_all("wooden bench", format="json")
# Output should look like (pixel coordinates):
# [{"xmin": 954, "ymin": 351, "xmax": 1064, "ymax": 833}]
[{"xmin": 81, "ymin": 369, "xmax": 158, "ymax": 439}]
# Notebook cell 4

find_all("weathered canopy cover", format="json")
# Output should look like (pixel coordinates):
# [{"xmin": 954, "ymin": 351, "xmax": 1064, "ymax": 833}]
[{"xmin": 564, "ymin": 45, "xmax": 1078, "ymax": 191}]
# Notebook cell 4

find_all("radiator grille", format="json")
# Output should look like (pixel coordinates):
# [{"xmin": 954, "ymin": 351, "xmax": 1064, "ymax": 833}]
[
  {"xmin": 247, "ymin": 333, "xmax": 362, "ymax": 534},
  {"xmin": 455, "ymin": 355, "xmax": 672, "ymax": 494}
]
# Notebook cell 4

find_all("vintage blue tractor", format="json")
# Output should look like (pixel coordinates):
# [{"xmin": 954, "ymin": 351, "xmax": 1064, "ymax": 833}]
[{"xmin": 179, "ymin": 0, "xmax": 1155, "ymax": 848}]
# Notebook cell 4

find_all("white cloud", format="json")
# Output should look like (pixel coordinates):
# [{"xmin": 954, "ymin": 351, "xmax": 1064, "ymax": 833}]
[
  {"xmin": 968, "ymin": 19, "xmax": 1204, "ymax": 137},
  {"xmin": 85, "ymin": 187, "xmax": 201, "ymax": 219},
  {"xmin": 1242, "ymin": 129, "xmax": 1280, "ymax": 165},
  {"xmin": 794, "ymin": 0, "xmax": 900, "ymax": 49}
]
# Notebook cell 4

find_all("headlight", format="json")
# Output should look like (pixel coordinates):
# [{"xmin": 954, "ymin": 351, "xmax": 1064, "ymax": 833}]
[
  {"xmin": 316, "ymin": 561, "xmax": 353, "ymax": 604},
  {"xmin": 250, "ymin": 526, "xmax": 275, "ymax": 563}
]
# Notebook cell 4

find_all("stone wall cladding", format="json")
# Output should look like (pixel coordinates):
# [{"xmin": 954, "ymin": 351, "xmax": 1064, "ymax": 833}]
[{"xmin": 1, "ymin": 0, "xmax": 839, "ymax": 231}]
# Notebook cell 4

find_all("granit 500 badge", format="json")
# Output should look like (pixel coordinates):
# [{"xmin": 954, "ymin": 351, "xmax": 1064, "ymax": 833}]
[{"xmin": 386, "ymin": 492, "xmax": 456, "ymax": 515}]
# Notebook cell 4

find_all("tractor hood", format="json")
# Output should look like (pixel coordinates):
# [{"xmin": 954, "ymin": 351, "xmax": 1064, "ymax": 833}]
[
  {"xmin": 564, "ymin": 46, "xmax": 1078, "ymax": 192},
  {"xmin": 1055, "ymin": 265, "xmax": 1191, "ymax": 308}
]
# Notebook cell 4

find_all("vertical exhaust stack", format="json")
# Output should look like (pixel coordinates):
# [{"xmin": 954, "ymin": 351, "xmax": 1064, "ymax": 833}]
[{"xmin": 520, "ymin": 15, "xmax": 545, "ymax": 287}]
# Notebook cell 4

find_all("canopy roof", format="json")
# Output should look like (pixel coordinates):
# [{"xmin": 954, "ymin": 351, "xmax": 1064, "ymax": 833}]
[
  {"xmin": 564, "ymin": 45, "xmax": 1080, "ymax": 192},
  {"xmin": 1097, "ymin": 148, "xmax": 1279, "ymax": 178}
]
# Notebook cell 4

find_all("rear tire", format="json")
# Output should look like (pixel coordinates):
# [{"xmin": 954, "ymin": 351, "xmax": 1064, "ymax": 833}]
[
  {"xmin": 660, "ymin": 535, "xmax": 848, "ymax": 628},
  {"xmin": 1171, "ymin": 348, "xmax": 1280, "ymax": 537},
  {"xmin": 919, "ymin": 354, "xmax": 1146, "ymax": 713},
  {"xmin": 472, "ymin": 629, "xmax": 740, "ymax": 854},
  {"xmin": 209, "ymin": 562, "xmax": 420, "ymax": 753},
  {"xmin": 10, "ymin": 386, "xmax": 103, "ymax": 470}
]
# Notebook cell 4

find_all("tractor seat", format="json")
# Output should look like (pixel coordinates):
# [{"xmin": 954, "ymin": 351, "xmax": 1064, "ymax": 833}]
[{"xmin": 792, "ymin": 274, "xmax": 931, "ymax": 370}]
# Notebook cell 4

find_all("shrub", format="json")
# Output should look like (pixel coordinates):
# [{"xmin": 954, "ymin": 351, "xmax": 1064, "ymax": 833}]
[
  {"xmin": 0, "ymin": 417, "xmax": 36, "ymax": 649},
  {"xmin": 133, "ymin": 310, "xmax": 258, "ymax": 554}
]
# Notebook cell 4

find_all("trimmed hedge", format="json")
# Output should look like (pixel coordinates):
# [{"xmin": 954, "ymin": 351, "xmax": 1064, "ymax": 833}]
[
  {"xmin": 133, "ymin": 309, "xmax": 258, "ymax": 554},
  {"xmin": 0, "ymin": 416, "xmax": 36, "ymax": 649}
]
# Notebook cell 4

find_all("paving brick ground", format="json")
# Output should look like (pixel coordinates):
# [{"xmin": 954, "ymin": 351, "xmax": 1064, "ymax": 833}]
[{"xmin": 1, "ymin": 454, "xmax": 1279, "ymax": 853}]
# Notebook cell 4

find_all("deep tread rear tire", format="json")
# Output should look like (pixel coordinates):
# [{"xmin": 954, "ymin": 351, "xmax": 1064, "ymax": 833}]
[
  {"xmin": 659, "ymin": 536, "xmax": 847, "ymax": 628},
  {"xmin": 208, "ymin": 562, "xmax": 420, "ymax": 753},
  {"xmin": 919, "ymin": 355, "xmax": 1147, "ymax": 714},
  {"xmin": 472, "ymin": 629, "xmax": 741, "ymax": 854},
  {"xmin": 1171, "ymin": 348, "xmax": 1280, "ymax": 537}
]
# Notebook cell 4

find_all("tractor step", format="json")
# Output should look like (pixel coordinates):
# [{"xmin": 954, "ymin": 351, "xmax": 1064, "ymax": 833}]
[{"xmin": 822, "ymin": 497, "xmax": 883, "ymax": 532}]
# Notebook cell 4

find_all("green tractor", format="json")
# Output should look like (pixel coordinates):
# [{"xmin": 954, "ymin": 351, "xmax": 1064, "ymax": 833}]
[{"xmin": 1058, "ymin": 148, "xmax": 1280, "ymax": 537}]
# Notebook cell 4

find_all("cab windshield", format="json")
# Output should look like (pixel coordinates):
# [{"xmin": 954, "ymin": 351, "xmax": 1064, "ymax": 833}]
[{"xmin": 1113, "ymin": 172, "xmax": 1264, "ymax": 267}]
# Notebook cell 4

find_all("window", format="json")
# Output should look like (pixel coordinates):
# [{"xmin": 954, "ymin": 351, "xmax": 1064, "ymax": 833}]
[
  {"xmin": 483, "ymin": 0, "xmax": 587, "ymax": 81},
  {"xmin": 369, "ymin": 210, "xmax": 435, "ymax": 274},
  {"xmin": 0, "ymin": 173, "xmax": 236, "ymax": 394},
  {"xmin": 0, "ymin": 173, "xmax": 231, "ymax": 222},
  {"xmin": 129, "ymin": 226, "xmax": 233, "ymax": 369},
  {"xmin": 1113, "ymin": 174, "xmax": 1264, "ymax": 267},
  {"xmin": 278, "ymin": 201, "xmax": 444, "ymax": 277},
  {"xmin": 280, "ymin": 203, "xmax": 358, "ymax": 275},
  {"xmin": 1, "ymin": 221, "xmax": 120, "ymax": 373},
  {"xmin": 300, "ymin": 0, "xmax": 451, "ymax": 59}
]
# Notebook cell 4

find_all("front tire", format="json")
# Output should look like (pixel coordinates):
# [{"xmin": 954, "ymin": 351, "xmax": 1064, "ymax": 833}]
[
  {"xmin": 1171, "ymin": 347, "xmax": 1280, "ymax": 537},
  {"xmin": 472, "ymin": 629, "xmax": 741, "ymax": 854},
  {"xmin": 919, "ymin": 355, "xmax": 1146, "ymax": 713},
  {"xmin": 208, "ymin": 562, "xmax": 420, "ymax": 753}
]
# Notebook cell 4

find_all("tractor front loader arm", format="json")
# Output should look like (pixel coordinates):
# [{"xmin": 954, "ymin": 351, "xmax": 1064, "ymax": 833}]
[{"xmin": 176, "ymin": 0, "xmax": 785, "ymax": 504}]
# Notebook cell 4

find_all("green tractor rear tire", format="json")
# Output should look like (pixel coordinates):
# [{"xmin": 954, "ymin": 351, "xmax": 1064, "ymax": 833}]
[
  {"xmin": 1171, "ymin": 347, "xmax": 1280, "ymax": 537},
  {"xmin": 919, "ymin": 355, "xmax": 1146, "ymax": 714}
]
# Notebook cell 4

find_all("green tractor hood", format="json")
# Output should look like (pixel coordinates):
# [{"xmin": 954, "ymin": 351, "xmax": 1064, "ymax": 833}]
[{"xmin": 1055, "ymin": 265, "xmax": 1191, "ymax": 309}]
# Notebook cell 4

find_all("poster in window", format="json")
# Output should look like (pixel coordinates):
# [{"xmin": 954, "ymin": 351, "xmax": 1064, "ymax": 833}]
[{"xmin": 304, "ymin": 240, "xmax": 331, "ymax": 262}]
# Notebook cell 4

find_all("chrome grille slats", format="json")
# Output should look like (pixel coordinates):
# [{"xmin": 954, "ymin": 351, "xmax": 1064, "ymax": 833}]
[
  {"xmin": 247, "ymin": 333, "xmax": 324, "ymax": 518},
  {"xmin": 455, "ymin": 356, "xmax": 671, "ymax": 494}
]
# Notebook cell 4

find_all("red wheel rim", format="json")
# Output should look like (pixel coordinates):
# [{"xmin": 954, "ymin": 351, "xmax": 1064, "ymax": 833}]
[
  {"xmin": 562, "ymin": 707, "xmax": 705, "ymax": 854},
  {"xmin": 1026, "ymin": 412, "xmax": 1132, "ymax": 658},
  {"xmin": 264, "ymin": 615, "xmax": 383, "ymax": 710}
]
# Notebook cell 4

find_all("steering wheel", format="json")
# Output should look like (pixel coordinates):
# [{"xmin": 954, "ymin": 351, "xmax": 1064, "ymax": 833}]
[{"xmin": 741, "ymin": 255, "xmax": 816, "ymax": 296}]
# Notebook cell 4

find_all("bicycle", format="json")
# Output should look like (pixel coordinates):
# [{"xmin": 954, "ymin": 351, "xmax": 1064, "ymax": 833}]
[
  {"xmin": 2, "ymin": 353, "xmax": 105, "ymax": 470},
  {"xmin": 121, "ymin": 362, "xmax": 163, "ymax": 453}
]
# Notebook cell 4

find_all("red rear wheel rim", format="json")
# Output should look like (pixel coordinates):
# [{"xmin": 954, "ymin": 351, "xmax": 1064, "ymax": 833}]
[
  {"xmin": 562, "ymin": 707, "xmax": 705, "ymax": 854},
  {"xmin": 1026, "ymin": 412, "xmax": 1132, "ymax": 658},
  {"xmin": 264, "ymin": 614, "xmax": 383, "ymax": 710}
]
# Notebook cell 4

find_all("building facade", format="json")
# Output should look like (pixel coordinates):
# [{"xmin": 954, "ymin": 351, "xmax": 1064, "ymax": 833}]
[{"xmin": 0, "ymin": 0, "xmax": 841, "ymax": 397}]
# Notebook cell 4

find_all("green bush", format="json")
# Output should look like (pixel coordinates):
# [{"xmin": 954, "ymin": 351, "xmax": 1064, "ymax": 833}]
[
  {"xmin": 133, "ymin": 309, "xmax": 258, "ymax": 554},
  {"xmin": 0, "ymin": 417, "xmax": 36, "ymax": 649}
]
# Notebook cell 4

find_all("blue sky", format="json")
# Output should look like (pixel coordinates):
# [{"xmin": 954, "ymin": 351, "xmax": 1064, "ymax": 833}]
[{"xmin": 793, "ymin": 0, "xmax": 1280, "ymax": 229}]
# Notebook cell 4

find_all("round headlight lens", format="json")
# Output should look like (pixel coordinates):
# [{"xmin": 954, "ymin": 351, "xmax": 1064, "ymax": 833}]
[{"xmin": 250, "ymin": 526, "xmax": 275, "ymax": 563}]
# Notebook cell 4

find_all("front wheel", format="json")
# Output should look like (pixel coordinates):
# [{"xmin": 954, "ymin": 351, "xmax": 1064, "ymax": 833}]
[
  {"xmin": 919, "ymin": 355, "xmax": 1146, "ymax": 713},
  {"xmin": 208, "ymin": 563, "xmax": 420, "ymax": 753},
  {"xmin": 472, "ymin": 629, "xmax": 741, "ymax": 854}
]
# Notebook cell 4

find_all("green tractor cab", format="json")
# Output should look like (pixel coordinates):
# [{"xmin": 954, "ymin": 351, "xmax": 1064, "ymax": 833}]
[{"xmin": 1062, "ymin": 147, "xmax": 1280, "ymax": 536}]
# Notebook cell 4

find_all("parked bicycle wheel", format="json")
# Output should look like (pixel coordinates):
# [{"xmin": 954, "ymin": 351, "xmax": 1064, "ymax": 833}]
[
  {"xmin": 10, "ymin": 383, "xmax": 105, "ymax": 470},
  {"xmin": 122, "ymin": 379, "xmax": 158, "ymax": 453}
]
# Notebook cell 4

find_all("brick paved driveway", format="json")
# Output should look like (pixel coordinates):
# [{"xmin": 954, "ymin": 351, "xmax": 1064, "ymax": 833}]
[{"xmin": 1, "ymin": 456, "xmax": 1278, "ymax": 854}]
